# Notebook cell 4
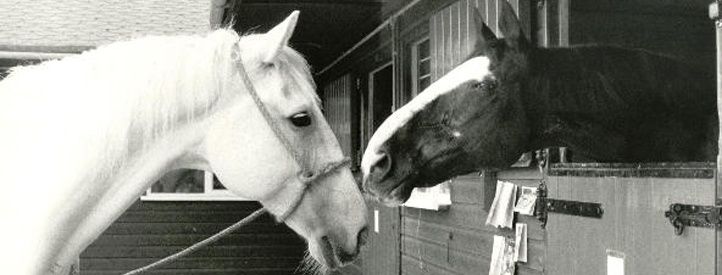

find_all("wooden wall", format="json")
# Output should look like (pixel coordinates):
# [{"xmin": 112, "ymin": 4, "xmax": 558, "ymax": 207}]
[
  {"xmin": 80, "ymin": 201, "xmax": 306, "ymax": 275},
  {"xmin": 401, "ymin": 169, "xmax": 545, "ymax": 275},
  {"xmin": 323, "ymin": 74, "xmax": 354, "ymax": 158},
  {"xmin": 546, "ymin": 163, "xmax": 716, "ymax": 275}
]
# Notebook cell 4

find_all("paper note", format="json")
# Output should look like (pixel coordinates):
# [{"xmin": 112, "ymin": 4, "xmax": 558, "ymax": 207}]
[
  {"xmin": 489, "ymin": 235, "xmax": 516, "ymax": 275},
  {"xmin": 514, "ymin": 223, "xmax": 528, "ymax": 263},
  {"xmin": 607, "ymin": 250, "xmax": 625, "ymax": 275},
  {"xmin": 486, "ymin": 181, "xmax": 518, "ymax": 229},
  {"xmin": 374, "ymin": 209, "xmax": 379, "ymax": 233},
  {"xmin": 514, "ymin": 186, "xmax": 537, "ymax": 216}
]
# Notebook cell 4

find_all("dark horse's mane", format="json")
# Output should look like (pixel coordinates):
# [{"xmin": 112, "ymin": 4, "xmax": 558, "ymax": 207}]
[{"xmin": 523, "ymin": 45, "xmax": 717, "ymax": 161}]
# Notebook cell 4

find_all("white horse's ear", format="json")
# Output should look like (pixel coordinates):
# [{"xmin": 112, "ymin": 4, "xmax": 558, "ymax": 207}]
[{"xmin": 263, "ymin": 11, "xmax": 299, "ymax": 63}]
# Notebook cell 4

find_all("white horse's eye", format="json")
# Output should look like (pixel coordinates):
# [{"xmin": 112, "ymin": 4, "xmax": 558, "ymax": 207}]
[{"xmin": 290, "ymin": 112, "xmax": 312, "ymax": 127}]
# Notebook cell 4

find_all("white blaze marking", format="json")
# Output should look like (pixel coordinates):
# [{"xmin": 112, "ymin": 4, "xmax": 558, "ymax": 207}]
[{"xmin": 361, "ymin": 56, "xmax": 493, "ymax": 177}]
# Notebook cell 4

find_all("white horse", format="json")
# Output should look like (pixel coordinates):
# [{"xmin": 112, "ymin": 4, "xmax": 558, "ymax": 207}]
[{"xmin": 0, "ymin": 11, "xmax": 367, "ymax": 274}]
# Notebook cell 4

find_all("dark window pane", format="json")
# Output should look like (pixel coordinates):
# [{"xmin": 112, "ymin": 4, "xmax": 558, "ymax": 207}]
[
  {"xmin": 419, "ymin": 59, "xmax": 430, "ymax": 76},
  {"xmin": 152, "ymin": 170, "xmax": 204, "ymax": 193},
  {"xmin": 417, "ymin": 39, "xmax": 430, "ymax": 59},
  {"xmin": 419, "ymin": 77, "xmax": 431, "ymax": 91},
  {"xmin": 213, "ymin": 175, "xmax": 227, "ymax": 190}
]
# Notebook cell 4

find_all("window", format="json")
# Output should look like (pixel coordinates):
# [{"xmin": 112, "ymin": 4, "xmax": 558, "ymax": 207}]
[
  {"xmin": 411, "ymin": 38, "xmax": 431, "ymax": 96},
  {"xmin": 141, "ymin": 169, "xmax": 249, "ymax": 201}
]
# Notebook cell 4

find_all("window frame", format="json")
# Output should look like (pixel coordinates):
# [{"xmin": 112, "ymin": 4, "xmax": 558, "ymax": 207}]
[
  {"xmin": 141, "ymin": 170, "xmax": 250, "ymax": 201},
  {"xmin": 411, "ymin": 37, "xmax": 431, "ymax": 97}
]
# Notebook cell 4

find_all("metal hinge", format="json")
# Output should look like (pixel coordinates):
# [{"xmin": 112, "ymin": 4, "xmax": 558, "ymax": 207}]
[
  {"xmin": 664, "ymin": 203, "xmax": 722, "ymax": 235},
  {"xmin": 535, "ymin": 183, "xmax": 604, "ymax": 228}
]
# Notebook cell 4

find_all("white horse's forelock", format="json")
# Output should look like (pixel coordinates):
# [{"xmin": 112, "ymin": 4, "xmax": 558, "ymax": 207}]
[{"xmin": 361, "ymin": 56, "xmax": 492, "ymax": 177}]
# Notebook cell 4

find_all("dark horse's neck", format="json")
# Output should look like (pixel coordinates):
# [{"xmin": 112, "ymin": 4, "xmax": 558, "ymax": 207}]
[{"xmin": 522, "ymin": 45, "xmax": 717, "ymax": 162}]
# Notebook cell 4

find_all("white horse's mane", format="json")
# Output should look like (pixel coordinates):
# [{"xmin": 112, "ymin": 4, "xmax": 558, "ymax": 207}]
[{"xmin": 0, "ymin": 28, "xmax": 317, "ymax": 184}]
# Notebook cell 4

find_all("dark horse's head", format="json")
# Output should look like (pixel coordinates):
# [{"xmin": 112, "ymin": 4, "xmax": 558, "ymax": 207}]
[{"xmin": 362, "ymin": 2, "xmax": 530, "ymax": 205}]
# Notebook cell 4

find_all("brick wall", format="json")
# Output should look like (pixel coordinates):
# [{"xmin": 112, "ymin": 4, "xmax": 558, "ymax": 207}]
[{"xmin": 0, "ymin": 0, "xmax": 211, "ymax": 50}]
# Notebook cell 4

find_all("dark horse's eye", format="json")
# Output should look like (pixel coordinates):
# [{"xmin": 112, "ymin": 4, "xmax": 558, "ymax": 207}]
[
  {"xmin": 474, "ymin": 80, "xmax": 497, "ymax": 90},
  {"xmin": 290, "ymin": 112, "xmax": 312, "ymax": 127}
]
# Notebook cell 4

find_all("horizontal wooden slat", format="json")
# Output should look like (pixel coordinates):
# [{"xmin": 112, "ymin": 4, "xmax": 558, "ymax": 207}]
[
  {"xmin": 87, "ymin": 233, "xmax": 303, "ymax": 247},
  {"xmin": 81, "ymin": 257, "xmax": 302, "ymax": 270},
  {"xmin": 496, "ymin": 167, "xmax": 543, "ymax": 180},
  {"xmin": 449, "ymin": 176, "xmax": 484, "ymax": 204},
  {"xmin": 82, "ymin": 245, "xmax": 305, "ymax": 258},
  {"xmin": 402, "ymin": 203, "xmax": 487, "ymax": 230},
  {"xmin": 101, "ymin": 222, "xmax": 293, "ymax": 235},
  {"xmin": 125, "ymin": 201, "xmax": 263, "ymax": 212},
  {"xmin": 401, "ymin": 254, "xmax": 460, "ymax": 275},
  {"xmin": 115, "ymin": 211, "xmax": 277, "ymax": 223},
  {"xmin": 81, "ymin": 268, "xmax": 299, "ymax": 275}
]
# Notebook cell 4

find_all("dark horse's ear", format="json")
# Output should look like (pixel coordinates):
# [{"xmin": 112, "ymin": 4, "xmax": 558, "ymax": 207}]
[
  {"xmin": 498, "ymin": 0, "xmax": 525, "ymax": 47},
  {"xmin": 471, "ymin": 7, "xmax": 497, "ymax": 53}
]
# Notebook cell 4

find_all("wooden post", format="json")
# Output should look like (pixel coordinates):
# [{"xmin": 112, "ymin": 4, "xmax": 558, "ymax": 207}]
[{"xmin": 711, "ymin": 2, "xmax": 722, "ymax": 275}]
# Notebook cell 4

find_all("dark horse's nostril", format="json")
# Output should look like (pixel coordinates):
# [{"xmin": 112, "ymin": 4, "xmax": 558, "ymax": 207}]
[{"xmin": 370, "ymin": 153, "xmax": 392, "ymax": 180}]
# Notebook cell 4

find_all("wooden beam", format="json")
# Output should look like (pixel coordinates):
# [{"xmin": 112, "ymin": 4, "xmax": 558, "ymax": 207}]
[
  {"xmin": 316, "ymin": 0, "xmax": 423, "ymax": 76},
  {"xmin": 238, "ymin": 0, "xmax": 384, "ymax": 7},
  {"xmin": 712, "ymin": 2, "xmax": 722, "ymax": 275}
]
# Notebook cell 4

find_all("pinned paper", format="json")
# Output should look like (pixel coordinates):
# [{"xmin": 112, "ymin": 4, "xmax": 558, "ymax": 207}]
[
  {"xmin": 489, "ymin": 235, "xmax": 516, "ymax": 275},
  {"xmin": 486, "ymin": 181, "xmax": 517, "ymax": 229},
  {"xmin": 607, "ymin": 250, "xmax": 625, "ymax": 275},
  {"xmin": 513, "ymin": 223, "xmax": 528, "ymax": 263},
  {"xmin": 514, "ymin": 186, "xmax": 538, "ymax": 216}
]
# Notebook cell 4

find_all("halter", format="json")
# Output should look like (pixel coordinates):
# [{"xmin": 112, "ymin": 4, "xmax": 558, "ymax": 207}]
[{"xmin": 121, "ymin": 45, "xmax": 350, "ymax": 275}]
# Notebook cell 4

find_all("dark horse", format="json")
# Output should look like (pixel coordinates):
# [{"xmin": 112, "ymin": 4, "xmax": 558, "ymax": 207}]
[{"xmin": 361, "ymin": 1, "xmax": 717, "ymax": 205}]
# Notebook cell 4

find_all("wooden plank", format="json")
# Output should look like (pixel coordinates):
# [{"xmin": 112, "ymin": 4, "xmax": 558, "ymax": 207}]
[
  {"xmin": 81, "ymin": 268, "xmax": 298, "ymax": 275},
  {"xmin": 80, "ymin": 257, "xmax": 302, "ymax": 270},
  {"xmin": 460, "ymin": 0, "xmax": 469, "ymax": 57},
  {"xmin": 101, "ymin": 222, "xmax": 293, "ymax": 235},
  {"xmin": 449, "ymin": 175, "xmax": 484, "ymax": 204},
  {"xmin": 487, "ymin": 0, "xmax": 497, "ymax": 35},
  {"xmin": 126, "ymin": 201, "xmax": 262, "ymax": 212},
  {"xmin": 497, "ymin": 167, "xmax": 542, "ymax": 180},
  {"xmin": 87, "ymin": 233, "xmax": 303, "ymax": 247},
  {"xmin": 402, "ymin": 236, "xmax": 488, "ymax": 275},
  {"xmin": 558, "ymin": 0, "xmax": 569, "ymax": 46},
  {"xmin": 401, "ymin": 254, "xmax": 459, "ymax": 275},
  {"xmin": 82, "ymin": 245, "xmax": 304, "ymax": 258},
  {"xmin": 716, "ymin": 3, "xmax": 722, "ymax": 274},
  {"xmin": 450, "ymin": 2, "xmax": 460, "ymax": 66},
  {"xmin": 115, "ymin": 211, "xmax": 277, "ymax": 223},
  {"xmin": 363, "ymin": 200, "xmax": 400, "ymax": 275}
]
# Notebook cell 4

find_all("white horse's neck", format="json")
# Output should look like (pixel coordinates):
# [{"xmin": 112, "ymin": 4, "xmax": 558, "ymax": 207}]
[{"xmin": 0, "ymin": 116, "xmax": 213, "ymax": 275}]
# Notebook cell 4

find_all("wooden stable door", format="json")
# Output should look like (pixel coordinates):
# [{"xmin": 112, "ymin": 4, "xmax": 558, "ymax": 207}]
[
  {"xmin": 544, "ymin": 164, "xmax": 716, "ymax": 275},
  {"xmin": 361, "ymin": 63, "xmax": 400, "ymax": 275}
]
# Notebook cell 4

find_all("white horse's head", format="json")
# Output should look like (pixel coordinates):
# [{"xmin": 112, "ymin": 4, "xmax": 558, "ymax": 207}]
[
  {"xmin": 0, "ymin": 11, "xmax": 366, "ymax": 274},
  {"xmin": 203, "ymin": 12, "xmax": 368, "ymax": 270}
]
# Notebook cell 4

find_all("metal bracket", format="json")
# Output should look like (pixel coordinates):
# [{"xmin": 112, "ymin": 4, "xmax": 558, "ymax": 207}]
[
  {"xmin": 535, "ymin": 184, "xmax": 604, "ymax": 228},
  {"xmin": 664, "ymin": 203, "xmax": 722, "ymax": 235}
]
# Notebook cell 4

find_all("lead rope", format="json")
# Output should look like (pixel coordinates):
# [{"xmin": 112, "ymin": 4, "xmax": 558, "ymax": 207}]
[
  {"xmin": 122, "ymin": 209, "xmax": 267, "ymax": 275},
  {"xmin": 121, "ymin": 45, "xmax": 350, "ymax": 274}
]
